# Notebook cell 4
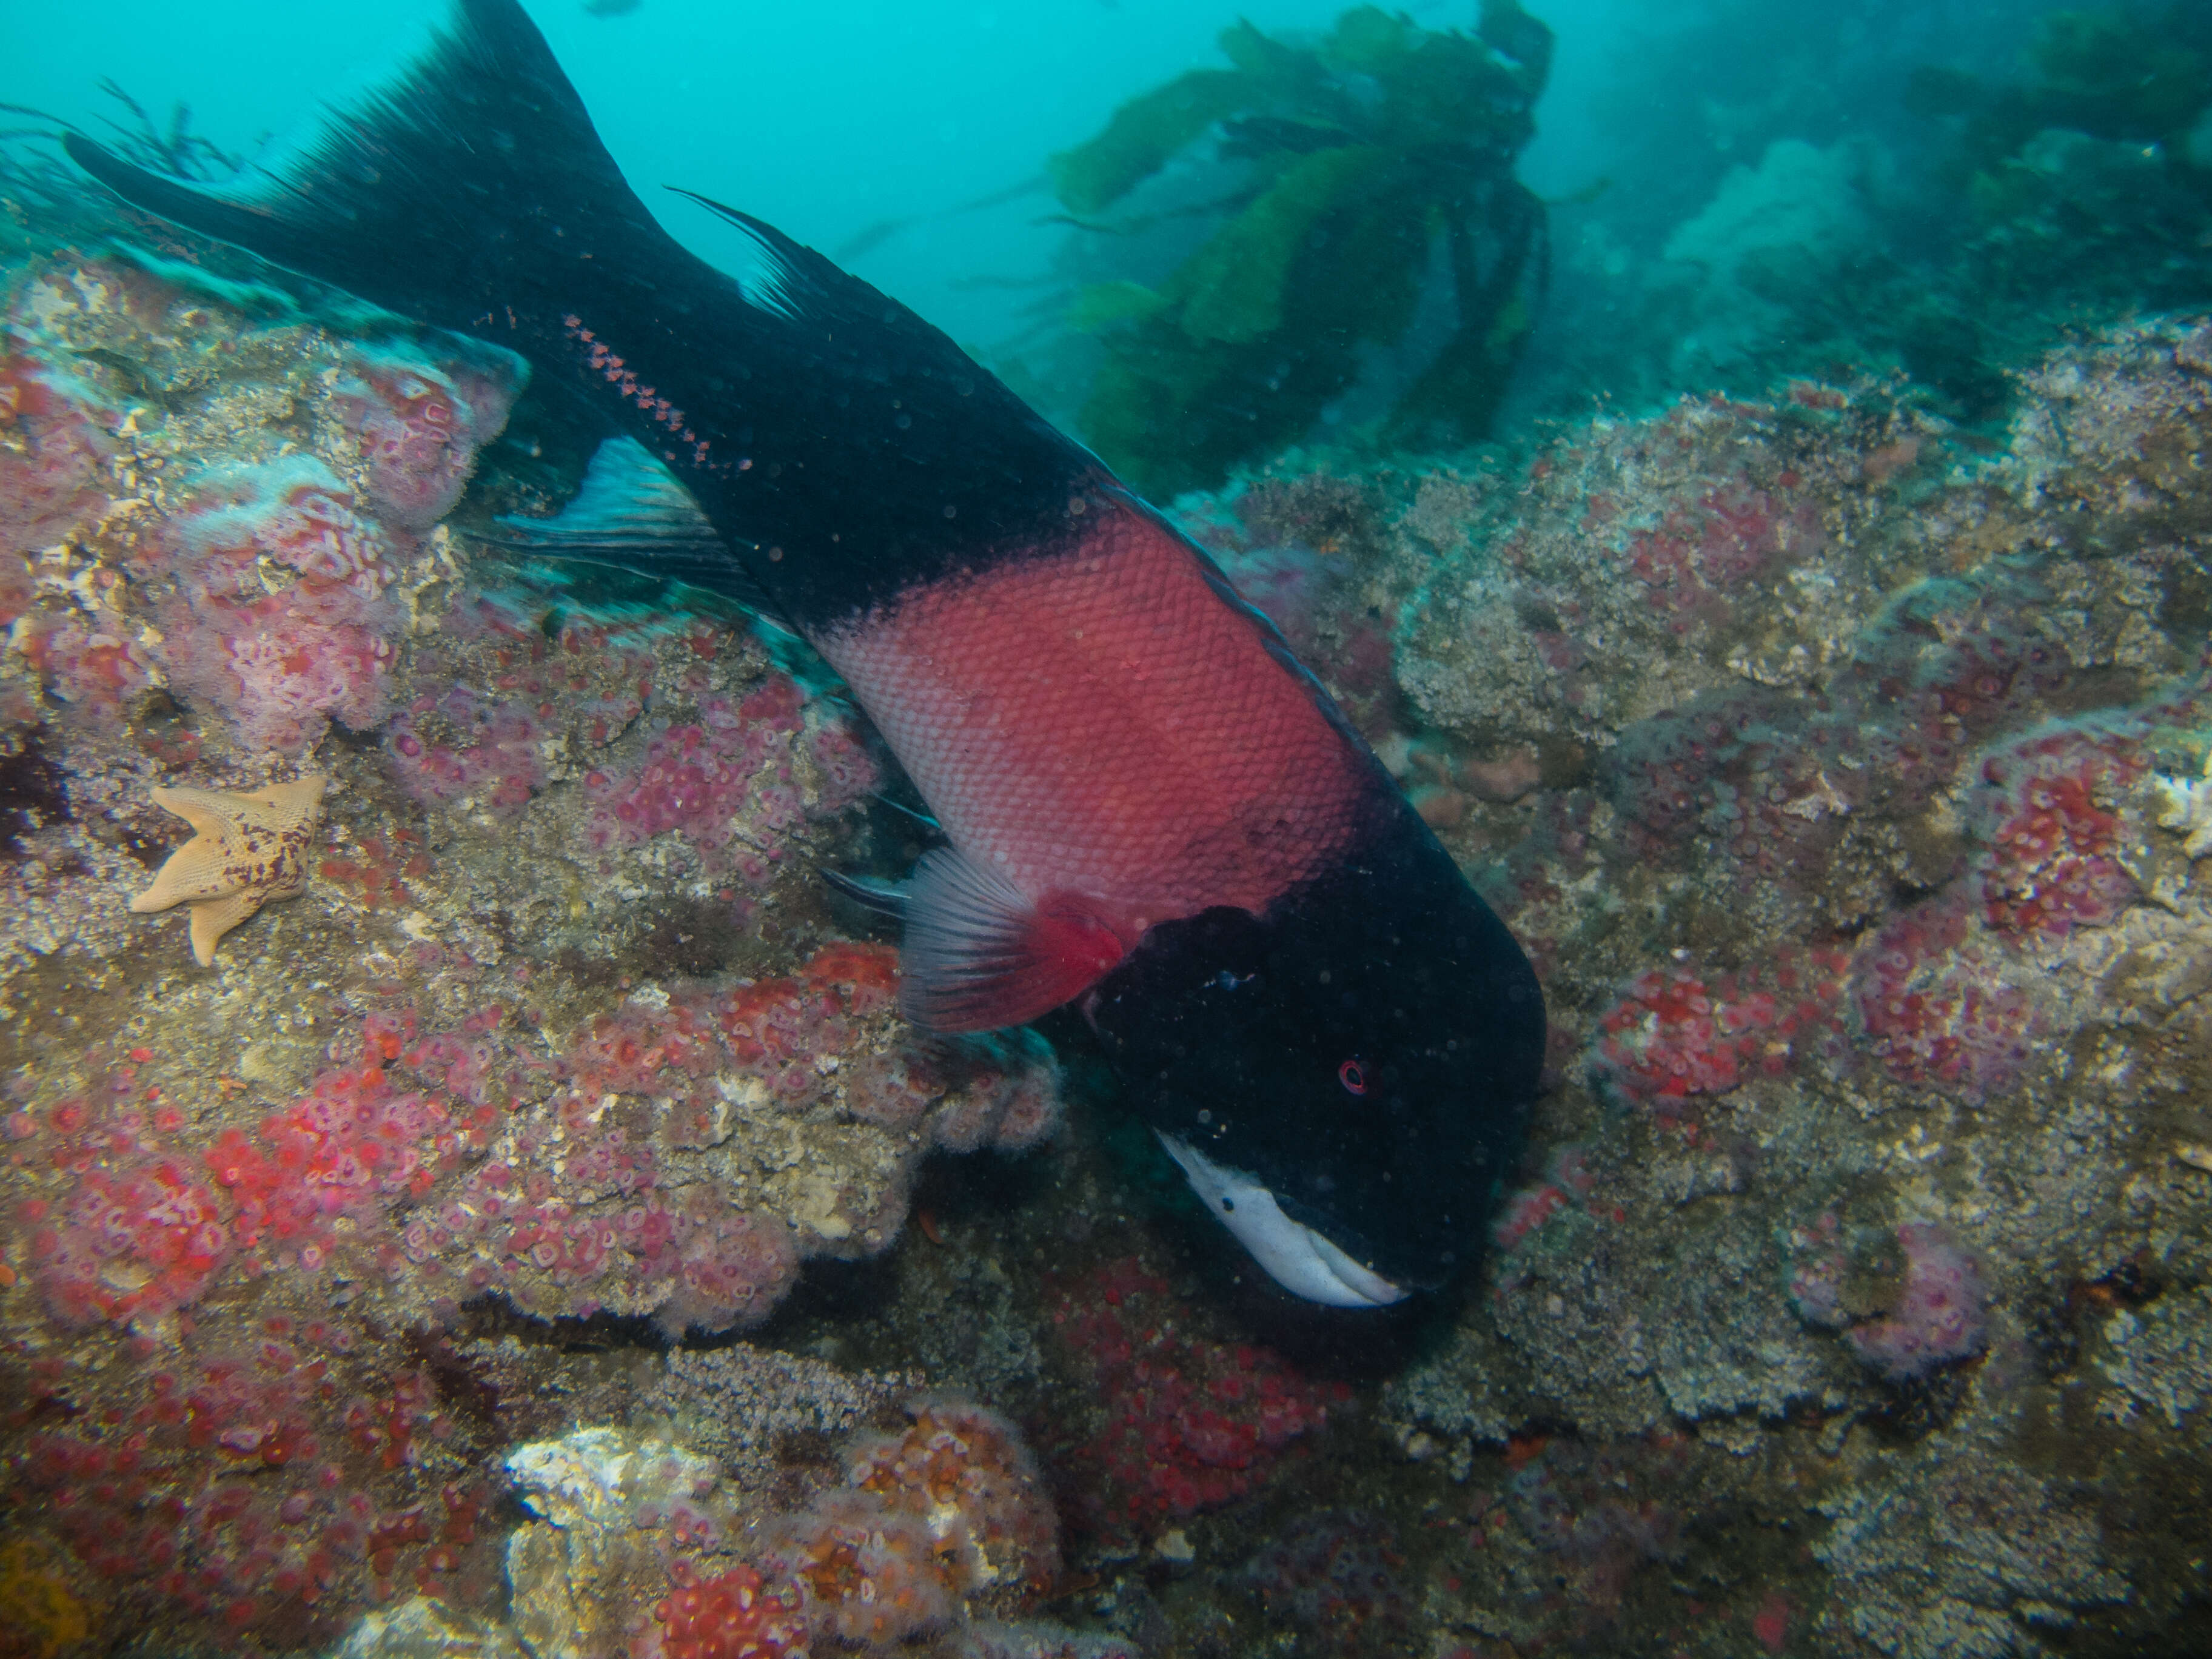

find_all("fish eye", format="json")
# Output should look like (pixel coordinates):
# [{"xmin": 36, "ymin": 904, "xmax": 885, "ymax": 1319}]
[{"xmin": 1338, "ymin": 1058, "xmax": 1367, "ymax": 1096}]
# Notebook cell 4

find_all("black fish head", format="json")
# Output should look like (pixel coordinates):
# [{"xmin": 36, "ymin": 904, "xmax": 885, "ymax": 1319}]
[{"xmin": 1084, "ymin": 807, "xmax": 1544, "ymax": 1306}]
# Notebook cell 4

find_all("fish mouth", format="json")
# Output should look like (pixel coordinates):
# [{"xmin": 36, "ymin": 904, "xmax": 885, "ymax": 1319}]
[{"xmin": 1155, "ymin": 1132, "xmax": 1407, "ymax": 1309}]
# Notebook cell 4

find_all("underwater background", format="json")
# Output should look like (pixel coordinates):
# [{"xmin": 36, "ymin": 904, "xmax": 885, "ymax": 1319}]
[{"xmin": 3, "ymin": 1, "xmax": 2212, "ymax": 1655}]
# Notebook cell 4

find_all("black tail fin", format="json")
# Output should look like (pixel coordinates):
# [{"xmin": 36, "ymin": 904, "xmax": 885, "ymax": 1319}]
[
  {"xmin": 64, "ymin": 0, "xmax": 1102, "ymax": 629},
  {"xmin": 62, "ymin": 0, "xmax": 662, "ymax": 332}
]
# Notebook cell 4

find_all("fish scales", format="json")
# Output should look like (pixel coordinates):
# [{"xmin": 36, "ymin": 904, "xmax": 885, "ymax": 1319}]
[{"xmin": 813, "ymin": 507, "xmax": 1367, "ymax": 927}]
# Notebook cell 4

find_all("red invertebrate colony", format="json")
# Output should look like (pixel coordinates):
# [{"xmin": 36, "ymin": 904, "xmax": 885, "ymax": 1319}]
[
  {"xmin": 1593, "ymin": 948, "xmax": 1851, "ymax": 1110},
  {"xmin": 0, "ymin": 343, "xmax": 113, "ymax": 560},
  {"xmin": 731, "ymin": 1393, "xmax": 1065, "ymax": 1651},
  {"xmin": 651, "ymin": 1559, "xmax": 809, "ymax": 1659},
  {"xmin": 1041, "ymin": 1258, "xmax": 1338, "ymax": 1540},
  {"xmin": 776, "ymin": 1490, "xmax": 951, "ymax": 1646},
  {"xmin": 4, "ymin": 263, "xmax": 521, "ymax": 752},
  {"xmin": 332, "ymin": 347, "xmax": 523, "ymax": 531},
  {"xmin": 1792, "ymin": 1218, "xmax": 1990, "ymax": 1382},
  {"xmin": 1849, "ymin": 897, "xmax": 2039, "ymax": 1097},
  {"xmin": 1973, "ymin": 725, "xmax": 2147, "ymax": 939},
  {"xmin": 10, "ymin": 1335, "xmax": 498, "ymax": 1647},
  {"xmin": 4, "ymin": 938, "xmax": 1056, "ymax": 1366},
  {"xmin": 1621, "ymin": 483, "xmax": 1817, "ymax": 626},
  {"xmin": 581, "ymin": 680, "xmax": 837, "ymax": 881},
  {"xmin": 847, "ymin": 1397, "xmax": 1061, "ymax": 1594}
]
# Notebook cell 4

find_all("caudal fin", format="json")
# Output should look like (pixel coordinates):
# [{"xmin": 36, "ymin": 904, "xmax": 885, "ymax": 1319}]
[
  {"xmin": 63, "ymin": 0, "xmax": 662, "ymax": 332},
  {"xmin": 66, "ymin": 0, "xmax": 1102, "ymax": 634}
]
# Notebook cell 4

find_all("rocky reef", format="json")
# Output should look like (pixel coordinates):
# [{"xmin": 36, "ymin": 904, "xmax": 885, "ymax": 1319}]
[
  {"xmin": 1299, "ymin": 319, "xmax": 2212, "ymax": 1655},
  {"xmin": 4, "ymin": 73, "xmax": 2212, "ymax": 1659},
  {"xmin": 0, "ymin": 211, "xmax": 1075, "ymax": 1655}
]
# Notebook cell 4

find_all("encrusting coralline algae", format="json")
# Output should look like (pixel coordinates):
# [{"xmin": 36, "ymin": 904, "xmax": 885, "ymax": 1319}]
[
  {"xmin": 1358, "ymin": 320, "xmax": 2212, "ymax": 1652},
  {"xmin": 1148, "ymin": 319, "xmax": 2212, "ymax": 1654},
  {"xmin": 2, "ymin": 174, "xmax": 2211, "ymax": 1659},
  {"xmin": 0, "ymin": 240, "xmax": 1072, "ymax": 1652}
]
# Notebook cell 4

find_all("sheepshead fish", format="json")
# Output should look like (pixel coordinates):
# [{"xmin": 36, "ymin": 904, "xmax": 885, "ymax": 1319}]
[{"xmin": 68, "ymin": 0, "xmax": 1543, "ymax": 1307}]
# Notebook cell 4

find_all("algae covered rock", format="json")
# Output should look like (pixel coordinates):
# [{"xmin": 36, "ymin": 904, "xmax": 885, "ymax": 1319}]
[
  {"xmin": 494, "ymin": 1399, "xmax": 1068, "ymax": 1659},
  {"xmin": 1272, "ymin": 318, "xmax": 2212, "ymax": 1655},
  {"xmin": 504, "ymin": 1428, "xmax": 730, "ymax": 1659},
  {"xmin": 330, "ymin": 1597, "xmax": 528, "ymax": 1659},
  {"xmin": 0, "ymin": 201, "xmax": 1070, "ymax": 1659}
]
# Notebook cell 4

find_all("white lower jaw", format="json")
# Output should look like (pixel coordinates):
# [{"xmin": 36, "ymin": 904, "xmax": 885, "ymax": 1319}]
[{"xmin": 1156, "ymin": 1132, "xmax": 1407, "ymax": 1309}]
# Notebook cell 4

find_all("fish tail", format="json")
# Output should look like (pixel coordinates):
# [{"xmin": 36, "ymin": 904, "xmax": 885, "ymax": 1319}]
[
  {"xmin": 67, "ymin": 0, "xmax": 1093, "ymax": 629},
  {"xmin": 64, "ymin": 0, "xmax": 657, "ymax": 335}
]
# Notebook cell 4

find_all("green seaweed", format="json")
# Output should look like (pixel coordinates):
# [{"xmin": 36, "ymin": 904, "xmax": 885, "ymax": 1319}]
[
  {"xmin": 1050, "ymin": 2, "xmax": 1553, "ymax": 497},
  {"xmin": 1908, "ymin": 2, "xmax": 2211, "ymax": 186},
  {"xmin": 1898, "ymin": 0, "xmax": 2210, "ymax": 367},
  {"xmin": 1068, "ymin": 280, "xmax": 1171, "ymax": 332},
  {"xmin": 1171, "ymin": 145, "xmax": 1392, "ymax": 344},
  {"xmin": 1047, "ymin": 70, "xmax": 1252, "ymax": 218}
]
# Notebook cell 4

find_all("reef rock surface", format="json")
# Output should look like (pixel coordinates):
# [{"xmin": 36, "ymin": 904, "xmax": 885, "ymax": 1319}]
[{"xmin": 3, "ymin": 200, "xmax": 2211, "ymax": 1659}]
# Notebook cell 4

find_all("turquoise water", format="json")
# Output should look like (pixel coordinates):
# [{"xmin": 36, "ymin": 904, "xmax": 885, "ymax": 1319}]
[
  {"xmin": 2, "ymin": 4, "xmax": 2210, "ymax": 1657},
  {"xmin": 5, "ymin": 1, "xmax": 2042, "ymax": 412},
  {"xmin": 10, "ymin": 0, "xmax": 1606, "ymax": 362}
]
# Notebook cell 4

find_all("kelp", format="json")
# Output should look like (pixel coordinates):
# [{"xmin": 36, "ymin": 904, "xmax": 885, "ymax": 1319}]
[
  {"xmin": 1884, "ymin": 3, "xmax": 2211, "ymax": 417},
  {"xmin": 2, "ymin": 83, "xmax": 252, "ymax": 257},
  {"xmin": 1050, "ymin": 1, "xmax": 1553, "ymax": 498},
  {"xmin": 1905, "ymin": 3, "xmax": 2211, "ymax": 183},
  {"xmin": 1904, "ymin": 4, "xmax": 2210, "ymax": 309},
  {"xmin": 1049, "ymin": 70, "xmax": 1252, "ymax": 218}
]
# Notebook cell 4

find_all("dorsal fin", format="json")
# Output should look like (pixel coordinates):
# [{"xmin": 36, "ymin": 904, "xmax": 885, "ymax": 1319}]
[{"xmin": 663, "ymin": 188, "xmax": 823, "ymax": 322}]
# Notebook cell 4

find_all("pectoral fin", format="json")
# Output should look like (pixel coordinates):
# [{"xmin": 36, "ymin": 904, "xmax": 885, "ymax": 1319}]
[{"xmin": 898, "ymin": 848, "xmax": 1125, "ymax": 1033}]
